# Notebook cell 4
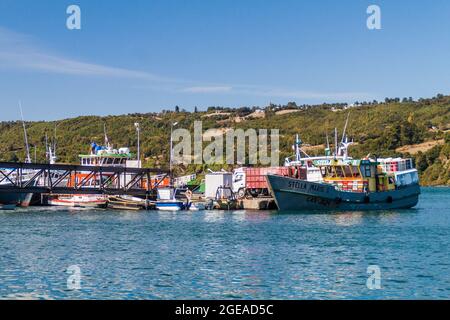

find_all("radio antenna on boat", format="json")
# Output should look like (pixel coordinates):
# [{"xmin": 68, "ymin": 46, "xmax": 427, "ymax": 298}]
[{"xmin": 19, "ymin": 101, "xmax": 32, "ymax": 163}]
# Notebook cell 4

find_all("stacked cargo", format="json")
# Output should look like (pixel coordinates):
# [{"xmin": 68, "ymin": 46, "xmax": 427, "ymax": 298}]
[
  {"xmin": 378, "ymin": 158, "xmax": 414, "ymax": 173},
  {"xmin": 331, "ymin": 180, "xmax": 368, "ymax": 193}
]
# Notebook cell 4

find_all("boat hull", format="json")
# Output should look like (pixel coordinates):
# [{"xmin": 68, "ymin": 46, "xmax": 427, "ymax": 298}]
[
  {"xmin": 189, "ymin": 202, "xmax": 206, "ymax": 211},
  {"xmin": 266, "ymin": 175, "xmax": 420, "ymax": 211},
  {"xmin": 108, "ymin": 195, "xmax": 147, "ymax": 211},
  {"xmin": 156, "ymin": 201, "xmax": 186, "ymax": 211},
  {"xmin": 0, "ymin": 192, "xmax": 33, "ymax": 207},
  {"xmin": 47, "ymin": 195, "xmax": 107, "ymax": 208},
  {"xmin": 0, "ymin": 204, "xmax": 16, "ymax": 210}
]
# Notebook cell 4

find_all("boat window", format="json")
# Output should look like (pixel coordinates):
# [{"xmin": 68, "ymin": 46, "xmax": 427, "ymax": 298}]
[
  {"xmin": 343, "ymin": 166, "xmax": 353, "ymax": 177},
  {"xmin": 335, "ymin": 166, "xmax": 344, "ymax": 177},
  {"xmin": 359, "ymin": 165, "xmax": 367, "ymax": 177},
  {"xmin": 325, "ymin": 166, "xmax": 335, "ymax": 178},
  {"xmin": 350, "ymin": 166, "xmax": 360, "ymax": 178}
]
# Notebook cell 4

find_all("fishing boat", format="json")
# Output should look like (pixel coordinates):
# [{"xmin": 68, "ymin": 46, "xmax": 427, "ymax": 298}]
[
  {"xmin": 47, "ymin": 194, "xmax": 108, "ymax": 208},
  {"xmin": 155, "ymin": 188, "xmax": 189, "ymax": 211},
  {"xmin": 267, "ymin": 157, "xmax": 420, "ymax": 211},
  {"xmin": 268, "ymin": 113, "xmax": 421, "ymax": 211}
]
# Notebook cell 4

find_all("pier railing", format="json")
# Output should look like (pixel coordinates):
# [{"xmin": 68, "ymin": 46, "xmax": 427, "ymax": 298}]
[{"xmin": 0, "ymin": 162, "xmax": 169, "ymax": 196}]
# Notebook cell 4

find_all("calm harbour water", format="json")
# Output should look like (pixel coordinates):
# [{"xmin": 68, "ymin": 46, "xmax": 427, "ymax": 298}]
[{"xmin": 0, "ymin": 187, "xmax": 449, "ymax": 299}]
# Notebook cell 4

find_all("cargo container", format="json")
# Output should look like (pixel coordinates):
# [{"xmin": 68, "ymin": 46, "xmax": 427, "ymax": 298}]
[{"xmin": 205, "ymin": 172, "xmax": 233, "ymax": 199}]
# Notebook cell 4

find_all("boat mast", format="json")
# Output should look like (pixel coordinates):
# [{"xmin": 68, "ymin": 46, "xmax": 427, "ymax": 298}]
[
  {"xmin": 295, "ymin": 134, "xmax": 302, "ymax": 161},
  {"xmin": 334, "ymin": 128, "xmax": 338, "ymax": 158},
  {"xmin": 19, "ymin": 101, "xmax": 31, "ymax": 163},
  {"xmin": 103, "ymin": 123, "xmax": 110, "ymax": 148},
  {"xmin": 338, "ymin": 112, "xmax": 350, "ymax": 156},
  {"xmin": 325, "ymin": 133, "xmax": 331, "ymax": 157},
  {"xmin": 45, "ymin": 132, "xmax": 57, "ymax": 164},
  {"xmin": 341, "ymin": 112, "xmax": 350, "ymax": 144}
]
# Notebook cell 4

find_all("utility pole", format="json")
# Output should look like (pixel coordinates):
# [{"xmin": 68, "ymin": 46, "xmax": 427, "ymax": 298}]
[
  {"xmin": 169, "ymin": 122, "xmax": 178, "ymax": 175},
  {"xmin": 134, "ymin": 122, "xmax": 140, "ymax": 167}
]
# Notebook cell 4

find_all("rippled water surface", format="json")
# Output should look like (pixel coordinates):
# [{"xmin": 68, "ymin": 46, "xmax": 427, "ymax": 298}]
[{"xmin": 0, "ymin": 187, "xmax": 449, "ymax": 299}]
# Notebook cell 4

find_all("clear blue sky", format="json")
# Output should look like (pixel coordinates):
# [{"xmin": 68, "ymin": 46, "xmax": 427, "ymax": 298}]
[{"xmin": 0, "ymin": 0, "xmax": 449, "ymax": 121}]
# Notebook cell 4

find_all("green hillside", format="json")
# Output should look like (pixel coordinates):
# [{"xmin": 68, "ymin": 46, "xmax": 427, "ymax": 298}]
[{"xmin": 1, "ymin": 95, "xmax": 449, "ymax": 186}]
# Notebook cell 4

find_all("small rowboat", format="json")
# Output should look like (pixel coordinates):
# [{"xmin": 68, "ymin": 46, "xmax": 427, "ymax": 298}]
[
  {"xmin": 47, "ymin": 194, "xmax": 108, "ymax": 208},
  {"xmin": 108, "ymin": 195, "xmax": 149, "ymax": 211},
  {"xmin": 189, "ymin": 202, "xmax": 206, "ymax": 211}
]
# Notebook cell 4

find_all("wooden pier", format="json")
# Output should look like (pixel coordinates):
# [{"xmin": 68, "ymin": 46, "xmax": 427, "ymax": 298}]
[{"xmin": 238, "ymin": 197, "xmax": 277, "ymax": 210}]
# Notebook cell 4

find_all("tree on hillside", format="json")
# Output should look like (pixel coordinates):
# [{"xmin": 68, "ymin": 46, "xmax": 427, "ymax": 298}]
[{"xmin": 8, "ymin": 153, "xmax": 19, "ymax": 162}]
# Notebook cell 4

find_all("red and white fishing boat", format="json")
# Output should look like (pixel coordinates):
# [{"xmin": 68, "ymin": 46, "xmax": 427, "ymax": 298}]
[{"xmin": 47, "ymin": 194, "xmax": 108, "ymax": 208}]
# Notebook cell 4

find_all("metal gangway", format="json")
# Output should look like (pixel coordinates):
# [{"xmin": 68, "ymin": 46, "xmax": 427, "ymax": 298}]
[{"xmin": 0, "ymin": 161, "xmax": 169, "ymax": 196}]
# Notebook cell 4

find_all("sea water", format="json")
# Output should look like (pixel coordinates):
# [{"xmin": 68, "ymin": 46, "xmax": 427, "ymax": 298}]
[{"xmin": 0, "ymin": 187, "xmax": 449, "ymax": 299}]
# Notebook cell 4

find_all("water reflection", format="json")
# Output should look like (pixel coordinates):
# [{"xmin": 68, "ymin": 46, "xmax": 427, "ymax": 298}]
[
  {"xmin": 333, "ymin": 212, "xmax": 363, "ymax": 226},
  {"xmin": 203, "ymin": 210, "xmax": 226, "ymax": 223}
]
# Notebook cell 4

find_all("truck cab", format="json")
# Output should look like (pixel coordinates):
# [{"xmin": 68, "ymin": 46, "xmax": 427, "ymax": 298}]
[{"xmin": 232, "ymin": 167, "xmax": 246, "ymax": 198}]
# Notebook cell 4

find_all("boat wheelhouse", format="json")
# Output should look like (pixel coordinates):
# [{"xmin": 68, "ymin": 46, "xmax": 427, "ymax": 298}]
[
  {"xmin": 67, "ymin": 144, "xmax": 136, "ymax": 189},
  {"xmin": 80, "ymin": 144, "xmax": 133, "ymax": 167}
]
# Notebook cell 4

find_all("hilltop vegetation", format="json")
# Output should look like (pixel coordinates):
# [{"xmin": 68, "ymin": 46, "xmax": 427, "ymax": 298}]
[{"xmin": 0, "ymin": 95, "xmax": 449, "ymax": 186}]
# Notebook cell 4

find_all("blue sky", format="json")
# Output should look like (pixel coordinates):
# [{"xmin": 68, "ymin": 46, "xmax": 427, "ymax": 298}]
[{"xmin": 0, "ymin": 0, "xmax": 449, "ymax": 120}]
